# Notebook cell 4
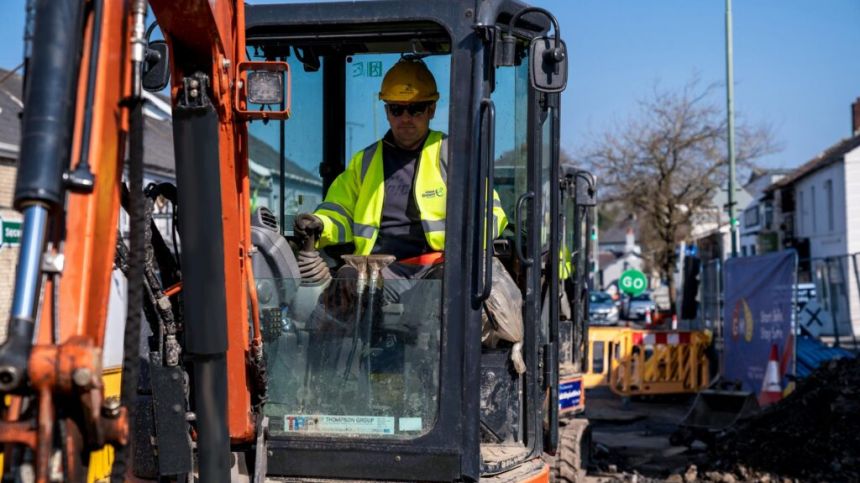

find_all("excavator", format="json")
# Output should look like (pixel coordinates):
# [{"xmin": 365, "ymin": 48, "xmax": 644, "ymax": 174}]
[{"xmin": 0, "ymin": 0, "xmax": 594, "ymax": 481}]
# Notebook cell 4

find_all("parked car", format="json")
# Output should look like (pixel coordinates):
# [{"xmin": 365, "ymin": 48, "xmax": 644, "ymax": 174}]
[
  {"xmin": 589, "ymin": 291, "xmax": 620, "ymax": 325},
  {"xmin": 625, "ymin": 292, "xmax": 657, "ymax": 320}
]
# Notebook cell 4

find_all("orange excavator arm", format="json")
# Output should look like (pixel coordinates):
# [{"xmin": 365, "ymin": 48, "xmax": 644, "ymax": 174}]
[
  {"xmin": 0, "ymin": 1, "xmax": 262, "ymax": 481},
  {"xmin": 149, "ymin": 0, "xmax": 259, "ymax": 442}
]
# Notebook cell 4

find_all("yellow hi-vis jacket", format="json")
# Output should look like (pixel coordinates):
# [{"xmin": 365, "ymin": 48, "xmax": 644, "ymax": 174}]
[{"xmin": 314, "ymin": 130, "xmax": 508, "ymax": 256}]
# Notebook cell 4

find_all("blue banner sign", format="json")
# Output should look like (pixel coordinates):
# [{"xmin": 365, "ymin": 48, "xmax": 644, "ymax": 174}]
[
  {"xmin": 559, "ymin": 377, "xmax": 583, "ymax": 413},
  {"xmin": 723, "ymin": 250, "xmax": 796, "ymax": 395}
]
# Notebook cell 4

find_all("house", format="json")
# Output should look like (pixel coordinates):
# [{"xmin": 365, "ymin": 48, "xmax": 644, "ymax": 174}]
[
  {"xmin": 0, "ymin": 68, "xmax": 24, "ymax": 334},
  {"xmin": 689, "ymin": 183, "xmax": 753, "ymax": 263},
  {"xmin": 738, "ymin": 169, "xmax": 791, "ymax": 257},
  {"xmin": 597, "ymin": 216, "xmax": 643, "ymax": 292},
  {"xmin": 0, "ymin": 67, "xmax": 182, "ymax": 342},
  {"xmin": 760, "ymin": 98, "xmax": 860, "ymax": 339}
]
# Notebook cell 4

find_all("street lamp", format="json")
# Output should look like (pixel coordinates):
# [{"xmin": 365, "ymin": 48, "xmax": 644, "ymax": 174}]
[{"xmin": 725, "ymin": 0, "xmax": 739, "ymax": 258}]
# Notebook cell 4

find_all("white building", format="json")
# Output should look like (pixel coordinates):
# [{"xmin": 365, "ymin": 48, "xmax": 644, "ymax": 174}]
[
  {"xmin": 761, "ymin": 98, "xmax": 860, "ymax": 339},
  {"xmin": 598, "ymin": 219, "xmax": 643, "ymax": 293},
  {"xmin": 689, "ymin": 184, "xmax": 753, "ymax": 262},
  {"xmin": 739, "ymin": 169, "xmax": 790, "ymax": 257}
]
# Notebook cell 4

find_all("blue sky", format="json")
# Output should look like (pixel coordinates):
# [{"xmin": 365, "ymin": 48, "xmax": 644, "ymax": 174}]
[
  {"xmin": 557, "ymin": 0, "xmax": 860, "ymax": 170},
  {"xmin": 1, "ymin": 1, "xmax": 857, "ymax": 170}
]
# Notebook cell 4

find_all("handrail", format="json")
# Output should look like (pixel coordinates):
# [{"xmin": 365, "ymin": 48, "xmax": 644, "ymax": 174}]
[{"xmin": 472, "ymin": 98, "xmax": 495, "ymax": 302}]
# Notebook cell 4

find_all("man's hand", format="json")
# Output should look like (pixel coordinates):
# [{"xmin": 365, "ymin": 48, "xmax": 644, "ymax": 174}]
[{"xmin": 294, "ymin": 213, "xmax": 324, "ymax": 240}]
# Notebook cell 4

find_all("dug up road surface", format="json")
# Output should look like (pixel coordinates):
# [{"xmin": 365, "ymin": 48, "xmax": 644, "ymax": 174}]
[{"xmin": 580, "ymin": 356, "xmax": 859, "ymax": 483}]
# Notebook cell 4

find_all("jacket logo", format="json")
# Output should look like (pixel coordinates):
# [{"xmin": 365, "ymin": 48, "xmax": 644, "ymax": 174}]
[{"xmin": 421, "ymin": 187, "xmax": 445, "ymax": 199}]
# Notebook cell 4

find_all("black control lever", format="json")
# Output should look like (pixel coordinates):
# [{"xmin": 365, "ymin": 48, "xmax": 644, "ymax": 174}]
[{"xmin": 297, "ymin": 230, "xmax": 330, "ymax": 286}]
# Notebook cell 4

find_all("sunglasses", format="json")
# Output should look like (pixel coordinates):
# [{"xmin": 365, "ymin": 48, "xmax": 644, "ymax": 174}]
[{"xmin": 386, "ymin": 102, "xmax": 431, "ymax": 117}]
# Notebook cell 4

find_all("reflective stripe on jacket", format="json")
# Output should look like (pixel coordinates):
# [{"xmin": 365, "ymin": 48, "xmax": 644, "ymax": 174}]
[{"xmin": 314, "ymin": 130, "xmax": 508, "ymax": 255}]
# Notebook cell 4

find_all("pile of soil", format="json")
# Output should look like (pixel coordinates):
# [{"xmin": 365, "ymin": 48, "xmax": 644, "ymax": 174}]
[{"xmin": 708, "ymin": 355, "xmax": 860, "ymax": 481}]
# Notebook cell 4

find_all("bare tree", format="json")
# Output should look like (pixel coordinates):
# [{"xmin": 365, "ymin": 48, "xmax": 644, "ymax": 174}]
[{"xmin": 586, "ymin": 78, "xmax": 777, "ymax": 306}]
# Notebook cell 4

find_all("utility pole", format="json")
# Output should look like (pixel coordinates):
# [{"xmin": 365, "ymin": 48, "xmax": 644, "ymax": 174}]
[{"xmin": 725, "ymin": 0, "xmax": 738, "ymax": 258}]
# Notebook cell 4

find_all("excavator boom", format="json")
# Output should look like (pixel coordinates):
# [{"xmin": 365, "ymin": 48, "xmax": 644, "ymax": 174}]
[{"xmin": 0, "ymin": 1, "xmax": 257, "ymax": 481}]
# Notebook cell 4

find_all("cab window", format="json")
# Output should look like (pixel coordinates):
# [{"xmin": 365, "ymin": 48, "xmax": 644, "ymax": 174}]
[
  {"xmin": 248, "ymin": 55, "xmax": 325, "ymax": 235},
  {"xmin": 247, "ymin": 31, "xmax": 452, "ymax": 440},
  {"xmin": 344, "ymin": 53, "xmax": 450, "ymax": 162},
  {"xmin": 492, "ymin": 58, "xmax": 529, "ymax": 228}
]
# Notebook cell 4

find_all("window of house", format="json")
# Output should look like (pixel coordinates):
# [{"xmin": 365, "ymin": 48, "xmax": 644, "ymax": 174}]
[
  {"xmin": 764, "ymin": 202, "xmax": 773, "ymax": 229},
  {"xmin": 825, "ymin": 179, "xmax": 834, "ymax": 231},
  {"xmin": 744, "ymin": 205, "xmax": 759, "ymax": 228},
  {"xmin": 798, "ymin": 190, "xmax": 805, "ymax": 235},
  {"xmin": 751, "ymin": 245, "xmax": 756, "ymax": 256},
  {"xmin": 811, "ymin": 186, "xmax": 817, "ymax": 232}
]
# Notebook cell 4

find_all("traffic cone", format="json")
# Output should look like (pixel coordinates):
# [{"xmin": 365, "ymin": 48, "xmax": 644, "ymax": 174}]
[
  {"xmin": 671, "ymin": 313, "xmax": 678, "ymax": 330},
  {"xmin": 644, "ymin": 308, "xmax": 652, "ymax": 326},
  {"xmin": 759, "ymin": 344, "xmax": 783, "ymax": 406}
]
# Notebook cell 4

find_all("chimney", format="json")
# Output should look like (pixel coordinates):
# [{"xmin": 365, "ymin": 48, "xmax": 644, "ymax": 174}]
[
  {"xmin": 625, "ymin": 227, "xmax": 635, "ymax": 253},
  {"xmin": 853, "ymin": 97, "xmax": 860, "ymax": 134}
]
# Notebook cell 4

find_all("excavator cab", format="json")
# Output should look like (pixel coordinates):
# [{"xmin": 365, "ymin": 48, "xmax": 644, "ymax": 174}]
[
  {"xmin": 243, "ymin": 0, "xmax": 571, "ymax": 480},
  {"xmin": 0, "ymin": 0, "xmax": 580, "ymax": 481}
]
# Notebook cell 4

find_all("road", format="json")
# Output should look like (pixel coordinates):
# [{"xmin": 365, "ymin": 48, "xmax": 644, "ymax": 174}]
[{"xmin": 580, "ymin": 388, "xmax": 803, "ymax": 483}]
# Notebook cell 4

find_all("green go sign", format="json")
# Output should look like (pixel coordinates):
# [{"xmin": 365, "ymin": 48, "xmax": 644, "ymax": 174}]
[{"xmin": 619, "ymin": 269, "xmax": 647, "ymax": 296}]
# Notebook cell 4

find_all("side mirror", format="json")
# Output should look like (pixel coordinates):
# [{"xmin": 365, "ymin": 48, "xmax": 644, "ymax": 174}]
[
  {"xmin": 573, "ymin": 171, "xmax": 596, "ymax": 207},
  {"xmin": 143, "ymin": 40, "xmax": 170, "ymax": 92},
  {"xmin": 530, "ymin": 37, "xmax": 567, "ymax": 93}
]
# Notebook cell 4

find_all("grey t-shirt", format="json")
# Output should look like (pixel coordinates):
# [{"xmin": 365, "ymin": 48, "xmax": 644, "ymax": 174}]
[{"xmin": 373, "ymin": 130, "xmax": 432, "ymax": 260}]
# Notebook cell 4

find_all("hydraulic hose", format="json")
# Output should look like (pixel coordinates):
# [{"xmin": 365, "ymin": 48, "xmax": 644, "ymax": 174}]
[
  {"xmin": 111, "ymin": 1, "xmax": 147, "ymax": 481},
  {"xmin": 110, "ymin": 68, "xmax": 145, "ymax": 483}
]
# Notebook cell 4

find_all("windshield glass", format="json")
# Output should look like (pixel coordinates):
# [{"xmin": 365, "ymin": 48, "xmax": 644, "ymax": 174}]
[
  {"xmin": 345, "ymin": 53, "xmax": 450, "ymax": 161},
  {"xmin": 631, "ymin": 293, "xmax": 652, "ymax": 302},
  {"xmin": 492, "ymin": 55, "xmax": 529, "ymax": 230},
  {"xmin": 590, "ymin": 292, "xmax": 612, "ymax": 304},
  {"xmin": 260, "ymin": 276, "xmax": 441, "ymax": 438},
  {"xmin": 247, "ymin": 55, "xmax": 325, "ymax": 236}
]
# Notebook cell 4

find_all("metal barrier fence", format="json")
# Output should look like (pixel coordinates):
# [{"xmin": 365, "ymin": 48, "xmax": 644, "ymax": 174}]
[
  {"xmin": 804, "ymin": 252, "xmax": 860, "ymax": 349},
  {"xmin": 699, "ymin": 258, "xmax": 722, "ymax": 333},
  {"xmin": 583, "ymin": 327, "xmax": 711, "ymax": 396}
]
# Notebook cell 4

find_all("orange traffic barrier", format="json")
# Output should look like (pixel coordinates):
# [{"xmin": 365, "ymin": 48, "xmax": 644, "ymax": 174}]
[{"xmin": 583, "ymin": 327, "xmax": 711, "ymax": 397}]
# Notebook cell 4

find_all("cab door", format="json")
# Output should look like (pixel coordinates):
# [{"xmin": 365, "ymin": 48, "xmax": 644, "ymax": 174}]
[
  {"xmin": 478, "ymin": 25, "xmax": 563, "ymax": 472},
  {"xmin": 479, "ymin": 9, "xmax": 569, "ymax": 473}
]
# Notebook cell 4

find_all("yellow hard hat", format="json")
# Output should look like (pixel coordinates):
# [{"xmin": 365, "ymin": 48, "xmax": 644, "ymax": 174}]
[{"xmin": 378, "ymin": 59, "xmax": 439, "ymax": 103}]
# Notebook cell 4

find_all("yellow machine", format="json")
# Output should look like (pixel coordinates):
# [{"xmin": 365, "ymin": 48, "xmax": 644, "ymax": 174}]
[{"xmin": 583, "ymin": 327, "xmax": 711, "ymax": 396}]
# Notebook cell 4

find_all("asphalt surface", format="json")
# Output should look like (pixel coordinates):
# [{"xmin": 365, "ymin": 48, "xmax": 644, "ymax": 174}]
[{"xmin": 583, "ymin": 388, "xmax": 699, "ymax": 482}]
